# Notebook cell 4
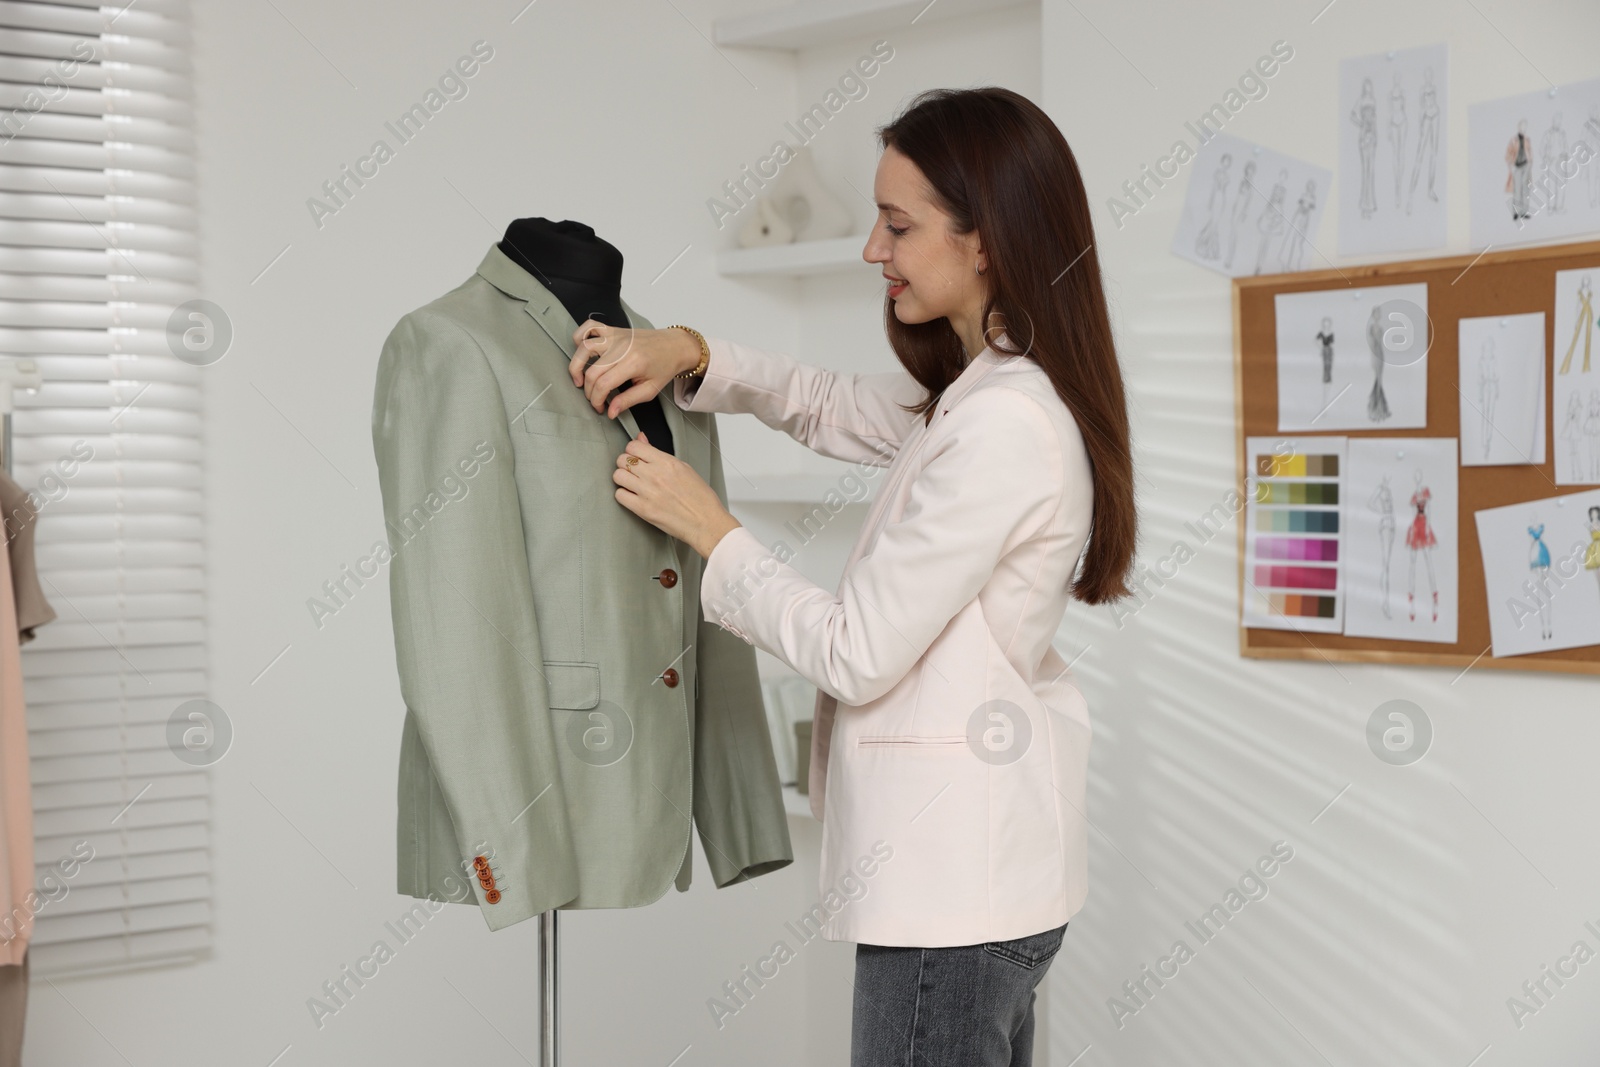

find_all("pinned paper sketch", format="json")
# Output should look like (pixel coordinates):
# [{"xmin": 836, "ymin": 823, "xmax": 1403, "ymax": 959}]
[
  {"xmin": 1553, "ymin": 268, "xmax": 1600, "ymax": 485},
  {"xmin": 1242, "ymin": 435, "xmax": 1346, "ymax": 633},
  {"xmin": 1475, "ymin": 487, "xmax": 1600, "ymax": 656},
  {"xmin": 1275, "ymin": 283, "xmax": 1429, "ymax": 431},
  {"xmin": 1343, "ymin": 438, "xmax": 1458, "ymax": 643},
  {"xmin": 1171, "ymin": 132, "xmax": 1331, "ymax": 278},
  {"xmin": 1339, "ymin": 44, "xmax": 1449, "ymax": 256},
  {"xmin": 1468, "ymin": 77, "xmax": 1600, "ymax": 247},
  {"xmin": 1459, "ymin": 313, "xmax": 1546, "ymax": 467}
]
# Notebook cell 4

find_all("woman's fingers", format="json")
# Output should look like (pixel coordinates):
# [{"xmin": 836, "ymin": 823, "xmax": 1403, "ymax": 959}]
[
  {"xmin": 570, "ymin": 319, "xmax": 609, "ymax": 386},
  {"xmin": 603, "ymin": 378, "xmax": 660, "ymax": 420}
]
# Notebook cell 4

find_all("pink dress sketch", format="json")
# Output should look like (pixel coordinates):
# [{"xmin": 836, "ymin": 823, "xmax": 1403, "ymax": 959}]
[{"xmin": 1405, "ymin": 475, "xmax": 1438, "ymax": 622}]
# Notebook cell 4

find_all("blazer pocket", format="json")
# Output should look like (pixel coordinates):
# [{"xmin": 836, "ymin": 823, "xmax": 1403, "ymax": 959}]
[
  {"xmin": 523, "ymin": 407, "xmax": 613, "ymax": 445},
  {"xmin": 543, "ymin": 661, "xmax": 601, "ymax": 710},
  {"xmin": 856, "ymin": 735, "xmax": 967, "ymax": 747}
]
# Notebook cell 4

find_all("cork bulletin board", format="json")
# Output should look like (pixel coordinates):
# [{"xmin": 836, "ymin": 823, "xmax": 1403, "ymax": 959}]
[{"xmin": 1232, "ymin": 238, "xmax": 1600, "ymax": 676}]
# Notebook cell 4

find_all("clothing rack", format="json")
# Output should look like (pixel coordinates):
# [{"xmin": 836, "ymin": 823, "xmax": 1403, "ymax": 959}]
[{"xmin": 0, "ymin": 359, "xmax": 43, "ymax": 476}]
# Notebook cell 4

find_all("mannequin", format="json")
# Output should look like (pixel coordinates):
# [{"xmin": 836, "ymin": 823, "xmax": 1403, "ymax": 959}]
[{"xmin": 499, "ymin": 217, "xmax": 674, "ymax": 455}]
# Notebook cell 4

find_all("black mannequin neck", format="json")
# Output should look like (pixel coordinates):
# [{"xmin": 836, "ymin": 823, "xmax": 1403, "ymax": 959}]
[
  {"xmin": 497, "ymin": 216, "xmax": 675, "ymax": 457},
  {"xmin": 499, "ymin": 217, "xmax": 629, "ymax": 329}
]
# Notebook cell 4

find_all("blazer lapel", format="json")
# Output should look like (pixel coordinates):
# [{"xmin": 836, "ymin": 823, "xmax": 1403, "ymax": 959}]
[
  {"xmin": 476, "ymin": 243, "xmax": 642, "ymax": 447},
  {"xmin": 475, "ymin": 243, "xmax": 708, "ymax": 486},
  {"xmin": 619, "ymin": 294, "xmax": 688, "ymax": 462}
]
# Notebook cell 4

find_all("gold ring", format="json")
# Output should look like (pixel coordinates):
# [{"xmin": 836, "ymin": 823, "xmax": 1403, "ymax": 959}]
[{"xmin": 626, "ymin": 455, "xmax": 639, "ymax": 468}]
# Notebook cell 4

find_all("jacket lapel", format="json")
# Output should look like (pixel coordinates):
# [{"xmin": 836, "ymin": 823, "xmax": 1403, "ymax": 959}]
[{"xmin": 475, "ymin": 243, "xmax": 643, "ymax": 447}]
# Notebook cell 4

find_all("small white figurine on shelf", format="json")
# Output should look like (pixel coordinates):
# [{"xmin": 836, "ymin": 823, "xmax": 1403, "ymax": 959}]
[
  {"xmin": 735, "ymin": 146, "xmax": 853, "ymax": 248},
  {"xmin": 738, "ymin": 196, "xmax": 793, "ymax": 248}
]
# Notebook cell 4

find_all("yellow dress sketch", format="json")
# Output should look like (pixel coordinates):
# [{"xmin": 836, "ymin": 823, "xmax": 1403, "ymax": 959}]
[{"xmin": 1559, "ymin": 275, "xmax": 1595, "ymax": 375}]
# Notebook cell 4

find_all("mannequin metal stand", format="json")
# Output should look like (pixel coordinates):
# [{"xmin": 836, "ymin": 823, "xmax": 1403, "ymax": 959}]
[{"xmin": 541, "ymin": 910, "xmax": 558, "ymax": 1064}]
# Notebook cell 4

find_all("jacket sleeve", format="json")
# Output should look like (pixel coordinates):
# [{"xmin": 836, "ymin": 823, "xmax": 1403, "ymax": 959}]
[
  {"xmin": 372, "ymin": 310, "xmax": 577, "ymax": 930},
  {"xmin": 700, "ymin": 388, "xmax": 1065, "ymax": 707},
  {"xmin": 670, "ymin": 335, "xmax": 926, "ymax": 467},
  {"xmin": 687, "ymin": 409, "xmax": 794, "ymax": 886}
]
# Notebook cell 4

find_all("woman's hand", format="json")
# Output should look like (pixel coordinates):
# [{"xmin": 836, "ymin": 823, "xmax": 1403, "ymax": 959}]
[
  {"xmin": 570, "ymin": 321, "xmax": 702, "ymax": 420},
  {"xmin": 614, "ymin": 432, "xmax": 741, "ymax": 560}
]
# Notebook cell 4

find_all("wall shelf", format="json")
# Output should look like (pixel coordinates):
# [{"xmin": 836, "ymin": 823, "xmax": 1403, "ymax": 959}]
[
  {"xmin": 716, "ymin": 234, "xmax": 876, "ymax": 277},
  {"xmin": 782, "ymin": 783, "xmax": 817, "ymax": 820},
  {"xmin": 712, "ymin": 0, "xmax": 1034, "ymax": 50}
]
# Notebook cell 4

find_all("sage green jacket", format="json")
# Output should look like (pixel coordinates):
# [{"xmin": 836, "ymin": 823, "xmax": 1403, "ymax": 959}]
[{"xmin": 371, "ymin": 244, "xmax": 792, "ymax": 930}]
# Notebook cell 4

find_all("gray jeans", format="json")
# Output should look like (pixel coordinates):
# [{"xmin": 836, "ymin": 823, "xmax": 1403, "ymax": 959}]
[{"xmin": 850, "ymin": 922, "xmax": 1068, "ymax": 1066}]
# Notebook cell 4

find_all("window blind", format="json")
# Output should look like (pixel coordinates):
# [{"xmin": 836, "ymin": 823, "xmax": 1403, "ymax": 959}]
[{"xmin": 0, "ymin": 0, "xmax": 209, "ymax": 976}]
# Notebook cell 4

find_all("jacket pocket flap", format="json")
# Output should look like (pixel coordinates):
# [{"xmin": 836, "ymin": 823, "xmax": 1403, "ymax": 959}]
[
  {"xmin": 523, "ymin": 407, "xmax": 612, "ymax": 444},
  {"xmin": 543, "ymin": 661, "xmax": 601, "ymax": 710}
]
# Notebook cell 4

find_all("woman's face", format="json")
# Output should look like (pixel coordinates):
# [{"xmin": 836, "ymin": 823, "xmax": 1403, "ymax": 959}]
[{"xmin": 862, "ymin": 145, "xmax": 985, "ymax": 329}]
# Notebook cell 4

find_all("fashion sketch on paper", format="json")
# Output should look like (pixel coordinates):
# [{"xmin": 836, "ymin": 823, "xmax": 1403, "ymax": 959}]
[
  {"xmin": 1351, "ymin": 77, "xmax": 1378, "ymax": 219},
  {"xmin": 1587, "ymin": 389, "xmax": 1600, "ymax": 482},
  {"xmin": 1194, "ymin": 153, "xmax": 1230, "ymax": 260},
  {"xmin": 1589, "ymin": 106, "xmax": 1600, "ymax": 209},
  {"xmin": 1407, "ymin": 66, "xmax": 1441, "ymax": 213},
  {"xmin": 1478, "ymin": 338, "xmax": 1499, "ymax": 460},
  {"xmin": 1405, "ymin": 469, "xmax": 1439, "ymax": 623},
  {"xmin": 1506, "ymin": 119, "xmax": 1534, "ymax": 221},
  {"xmin": 1279, "ymin": 179, "xmax": 1316, "ymax": 272},
  {"xmin": 1560, "ymin": 392, "xmax": 1589, "ymax": 482},
  {"xmin": 1387, "ymin": 71, "xmax": 1407, "ymax": 207},
  {"xmin": 1369, "ymin": 474, "xmax": 1396, "ymax": 619},
  {"xmin": 1366, "ymin": 305, "xmax": 1392, "ymax": 422},
  {"xmin": 1541, "ymin": 113, "xmax": 1570, "ymax": 216},
  {"xmin": 1526, "ymin": 517, "xmax": 1553, "ymax": 640},
  {"xmin": 1558, "ymin": 274, "xmax": 1594, "ymax": 375},
  {"xmin": 1316, "ymin": 317, "xmax": 1335, "ymax": 412},
  {"xmin": 1586, "ymin": 505, "xmax": 1600, "ymax": 599},
  {"xmin": 1253, "ymin": 171, "xmax": 1287, "ymax": 276},
  {"xmin": 1224, "ymin": 160, "xmax": 1256, "ymax": 269}
]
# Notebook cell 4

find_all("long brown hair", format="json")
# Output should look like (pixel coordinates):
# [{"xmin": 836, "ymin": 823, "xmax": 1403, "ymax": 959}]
[{"xmin": 876, "ymin": 86, "xmax": 1136, "ymax": 605}]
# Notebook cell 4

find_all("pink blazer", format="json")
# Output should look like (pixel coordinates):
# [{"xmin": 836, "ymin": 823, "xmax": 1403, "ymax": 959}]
[{"xmin": 671, "ymin": 334, "xmax": 1095, "ymax": 948}]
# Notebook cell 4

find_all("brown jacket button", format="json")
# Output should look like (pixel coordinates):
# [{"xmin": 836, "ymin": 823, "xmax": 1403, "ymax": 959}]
[
  {"xmin": 473, "ymin": 855, "xmax": 489, "ymax": 871},
  {"xmin": 662, "ymin": 667, "xmax": 679, "ymax": 688},
  {"xmin": 485, "ymin": 889, "xmax": 502, "ymax": 904},
  {"xmin": 659, "ymin": 568, "xmax": 678, "ymax": 588}
]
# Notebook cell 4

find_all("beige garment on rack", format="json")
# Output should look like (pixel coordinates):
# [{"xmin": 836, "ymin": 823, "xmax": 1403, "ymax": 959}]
[
  {"xmin": 0, "ymin": 494, "xmax": 32, "ymax": 968},
  {"xmin": 0, "ymin": 468, "xmax": 54, "ymax": 1065},
  {"xmin": 0, "ymin": 471, "xmax": 55, "ymax": 642}
]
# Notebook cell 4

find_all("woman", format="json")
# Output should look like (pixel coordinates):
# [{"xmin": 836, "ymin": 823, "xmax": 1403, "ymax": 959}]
[
  {"xmin": 1195, "ymin": 152, "xmax": 1230, "ymax": 260},
  {"xmin": 1367, "ymin": 474, "xmax": 1394, "ymax": 619},
  {"xmin": 566, "ymin": 87, "xmax": 1135, "ymax": 1066},
  {"xmin": 1224, "ymin": 158, "xmax": 1256, "ymax": 270},
  {"xmin": 1405, "ymin": 468, "xmax": 1438, "ymax": 623},
  {"xmin": 1365, "ymin": 305, "xmax": 1392, "ymax": 422},
  {"xmin": 1350, "ymin": 76, "xmax": 1377, "ymax": 219},
  {"xmin": 1387, "ymin": 72, "xmax": 1406, "ymax": 207},
  {"xmin": 1585, "ymin": 505, "xmax": 1600, "ymax": 600}
]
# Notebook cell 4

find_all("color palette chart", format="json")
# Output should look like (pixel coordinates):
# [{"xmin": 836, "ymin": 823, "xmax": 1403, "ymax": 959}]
[{"xmin": 1242, "ymin": 436, "xmax": 1348, "ymax": 633}]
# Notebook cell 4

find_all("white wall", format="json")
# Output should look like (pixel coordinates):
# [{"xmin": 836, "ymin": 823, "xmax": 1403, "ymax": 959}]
[
  {"xmin": 1039, "ymin": 0, "xmax": 1600, "ymax": 1064},
  {"xmin": 19, "ymin": 1, "xmax": 1036, "ymax": 1064},
  {"xmin": 20, "ymin": 0, "xmax": 1600, "ymax": 1064}
]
